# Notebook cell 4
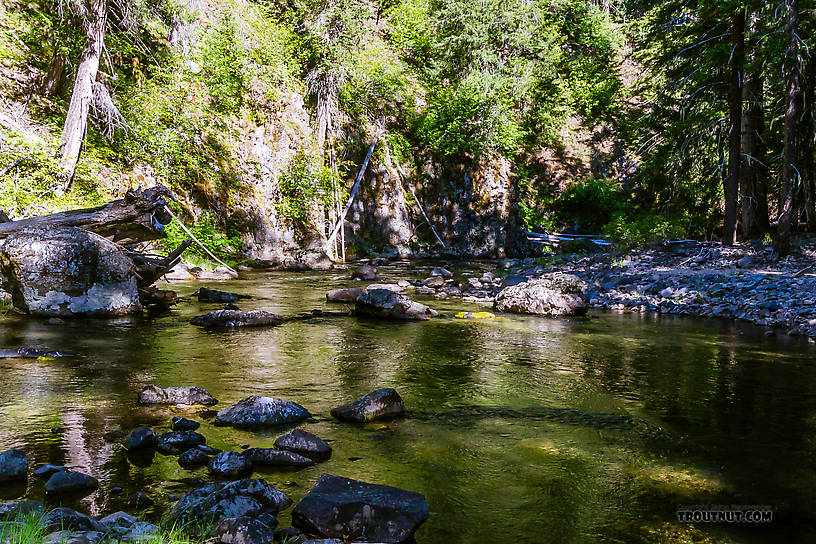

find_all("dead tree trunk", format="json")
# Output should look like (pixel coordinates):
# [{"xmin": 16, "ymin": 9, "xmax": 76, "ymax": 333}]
[
  {"xmin": 0, "ymin": 187, "xmax": 173, "ymax": 244},
  {"xmin": 59, "ymin": 0, "xmax": 107, "ymax": 189},
  {"xmin": 41, "ymin": 54, "xmax": 66, "ymax": 96},
  {"xmin": 777, "ymin": 0, "xmax": 800, "ymax": 255},
  {"xmin": 723, "ymin": 8, "xmax": 744, "ymax": 245},
  {"xmin": 803, "ymin": 46, "xmax": 816, "ymax": 231}
]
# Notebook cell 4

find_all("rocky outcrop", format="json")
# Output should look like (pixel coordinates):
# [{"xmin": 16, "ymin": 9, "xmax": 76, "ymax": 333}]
[
  {"xmin": 0, "ymin": 227, "xmax": 141, "ymax": 316},
  {"xmin": 138, "ymin": 385, "xmax": 218, "ymax": 406},
  {"xmin": 494, "ymin": 273, "xmax": 589, "ymax": 316},
  {"xmin": 0, "ymin": 449, "xmax": 27, "ymax": 483},
  {"xmin": 214, "ymin": 396, "xmax": 311, "ymax": 429},
  {"xmin": 190, "ymin": 310, "xmax": 283, "ymax": 329},
  {"xmin": 331, "ymin": 388, "xmax": 405, "ymax": 423},
  {"xmin": 273, "ymin": 429, "xmax": 332, "ymax": 461},
  {"xmin": 292, "ymin": 474, "xmax": 429, "ymax": 543},
  {"xmin": 355, "ymin": 289, "xmax": 438, "ymax": 321}
]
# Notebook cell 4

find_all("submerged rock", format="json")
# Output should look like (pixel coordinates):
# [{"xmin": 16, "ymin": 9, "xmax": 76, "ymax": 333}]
[
  {"xmin": 0, "ymin": 226, "xmax": 142, "ymax": 316},
  {"xmin": 244, "ymin": 448, "xmax": 315, "ymax": 467},
  {"xmin": 214, "ymin": 397, "xmax": 311, "ymax": 429},
  {"xmin": 355, "ymin": 289, "xmax": 438, "ymax": 321},
  {"xmin": 44, "ymin": 471, "xmax": 99, "ymax": 497},
  {"xmin": 331, "ymin": 388, "xmax": 405, "ymax": 423},
  {"xmin": 139, "ymin": 385, "xmax": 218, "ymax": 406},
  {"xmin": 494, "ymin": 273, "xmax": 588, "ymax": 316},
  {"xmin": 190, "ymin": 310, "xmax": 283, "ymax": 330},
  {"xmin": 292, "ymin": 474, "xmax": 429, "ymax": 543},
  {"xmin": 170, "ymin": 479, "xmax": 292, "ymax": 529},
  {"xmin": 124, "ymin": 427, "xmax": 156, "ymax": 451},
  {"xmin": 0, "ymin": 449, "xmax": 28, "ymax": 483},
  {"xmin": 197, "ymin": 287, "xmax": 249, "ymax": 303},
  {"xmin": 209, "ymin": 516, "xmax": 277, "ymax": 544},
  {"xmin": 209, "ymin": 452, "xmax": 253, "ymax": 477},
  {"xmin": 128, "ymin": 491, "xmax": 154, "ymax": 509},
  {"xmin": 273, "ymin": 429, "xmax": 332, "ymax": 461},
  {"xmin": 156, "ymin": 431, "xmax": 207, "ymax": 455}
]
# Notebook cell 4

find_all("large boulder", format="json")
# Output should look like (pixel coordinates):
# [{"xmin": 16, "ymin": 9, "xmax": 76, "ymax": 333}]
[
  {"xmin": 170, "ymin": 479, "xmax": 292, "ymax": 529},
  {"xmin": 331, "ymin": 388, "xmax": 404, "ymax": 423},
  {"xmin": 214, "ymin": 397, "xmax": 311, "ymax": 429},
  {"xmin": 0, "ymin": 227, "xmax": 141, "ymax": 316},
  {"xmin": 355, "ymin": 289, "xmax": 438, "ymax": 321},
  {"xmin": 292, "ymin": 474, "xmax": 429, "ymax": 543},
  {"xmin": 244, "ymin": 448, "xmax": 315, "ymax": 468},
  {"xmin": 44, "ymin": 471, "xmax": 99, "ymax": 498},
  {"xmin": 138, "ymin": 385, "xmax": 218, "ymax": 406},
  {"xmin": 0, "ymin": 449, "xmax": 27, "ymax": 483},
  {"xmin": 190, "ymin": 310, "xmax": 283, "ymax": 330},
  {"xmin": 493, "ymin": 273, "xmax": 589, "ymax": 316},
  {"xmin": 273, "ymin": 429, "xmax": 332, "ymax": 461}
]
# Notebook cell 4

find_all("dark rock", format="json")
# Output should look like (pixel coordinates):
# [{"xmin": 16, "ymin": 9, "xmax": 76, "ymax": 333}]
[
  {"xmin": 0, "ymin": 226, "xmax": 142, "ymax": 316},
  {"xmin": 110, "ymin": 487, "xmax": 123, "ymax": 494},
  {"xmin": 352, "ymin": 265, "xmax": 377, "ymax": 281},
  {"xmin": 156, "ymin": 431, "xmax": 207, "ymax": 455},
  {"xmin": 126, "ymin": 448, "xmax": 156, "ymax": 467},
  {"xmin": 431, "ymin": 267, "xmax": 453, "ymax": 278},
  {"xmin": 128, "ymin": 491, "xmax": 154, "ymax": 509},
  {"xmin": 355, "ymin": 289, "xmax": 438, "ymax": 321},
  {"xmin": 139, "ymin": 385, "xmax": 218, "ymax": 406},
  {"xmin": 33, "ymin": 464, "xmax": 67, "ymax": 479},
  {"xmin": 245, "ymin": 448, "xmax": 315, "ymax": 467},
  {"xmin": 501, "ymin": 273, "xmax": 527, "ymax": 287},
  {"xmin": 257, "ymin": 512, "xmax": 279, "ymax": 530},
  {"xmin": 331, "ymin": 388, "xmax": 404, "ymax": 423},
  {"xmin": 224, "ymin": 303, "xmax": 240, "ymax": 311},
  {"xmin": 42, "ymin": 507, "xmax": 104, "ymax": 532},
  {"xmin": 119, "ymin": 522, "xmax": 160, "ymax": 542},
  {"xmin": 494, "ymin": 273, "xmax": 588, "ymax": 316},
  {"xmin": 103, "ymin": 430, "xmax": 125, "ymax": 442},
  {"xmin": 274, "ymin": 527, "xmax": 303, "ymax": 542},
  {"xmin": 0, "ymin": 449, "xmax": 27, "ymax": 483},
  {"xmin": 273, "ymin": 429, "xmax": 332, "ymax": 461},
  {"xmin": 197, "ymin": 287, "xmax": 249, "ymax": 303},
  {"xmin": 44, "ymin": 471, "xmax": 99, "ymax": 497},
  {"xmin": 209, "ymin": 516, "xmax": 276, "ymax": 544},
  {"xmin": 179, "ymin": 448, "xmax": 210, "ymax": 468},
  {"xmin": 198, "ymin": 445, "xmax": 222, "ymax": 455},
  {"xmin": 209, "ymin": 452, "xmax": 253, "ymax": 477},
  {"xmin": 172, "ymin": 417, "xmax": 200, "ymax": 431},
  {"xmin": 326, "ymin": 286, "xmax": 366, "ymax": 303},
  {"xmin": 214, "ymin": 397, "xmax": 311, "ymax": 429},
  {"xmin": 0, "ymin": 500, "xmax": 43, "ymax": 519},
  {"xmin": 190, "ymin": 310, "xmax": 283, "ymax": 330},
  {"xmin": 170, "ymin": 479, "xmax": 292, "ymax": 529},
  {"xmin": 124, "ymin": 427, "xmax": 156, "ymax": 451},
  {"xmin": 292, "ymin": 474, "xmax": 429, "ymax": 543},
  {"xmin": 100, "ymin": 512, "xmax": 137, "ymax": 528},
  {"xmin": 42, "ymin": 530, "xmax": 104, "ymax": 544}
]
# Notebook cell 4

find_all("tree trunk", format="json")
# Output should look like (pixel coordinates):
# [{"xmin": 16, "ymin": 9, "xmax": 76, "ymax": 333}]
[
  {"xmin": 803, "ymin": 45, "xmax": 816, "ymax": 231},
  {"xmin": 59, "ymin": 0, "xmax": 107, "ymax": 190},
  {"xmin": 723, "ymin": 8, "xmax": 744, "ymax": 245},
  {"xmin": 41, "ymin": 54, "xmax": 66, "ymax": 96},
  {"xmin": 777, "ymin": 0, "xmax": 799, "ymax": 255}
]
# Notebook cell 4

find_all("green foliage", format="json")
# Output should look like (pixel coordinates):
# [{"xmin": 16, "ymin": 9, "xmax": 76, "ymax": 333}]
[
  {"xmin": 603, "ymin": 212, "xmax": 686, "ymax": 249},
  {"xmin": 276, "ymin": 147, "xmax": 344, "ymax": 224},
  {"xmin": 161, "ymin": 210, "xmax": 242, "ymax": 265},
  {"xmin": 552, "ymin": 177, "xmax": 625, "ymax": 233},
  {"xmin": 201, "ymin": 16, "xmax": 245, "ymax": 112}
]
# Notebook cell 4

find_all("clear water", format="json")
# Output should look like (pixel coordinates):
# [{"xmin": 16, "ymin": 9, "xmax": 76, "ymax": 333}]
[{"xmin": 1, "ymin": 263, "xmax": 814, "ymax": 543}]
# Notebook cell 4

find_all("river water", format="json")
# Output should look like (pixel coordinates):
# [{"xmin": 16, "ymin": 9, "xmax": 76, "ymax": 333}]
[{"xmin": 1, "ymin": 263, "xmax": 814, "ymax": 543}]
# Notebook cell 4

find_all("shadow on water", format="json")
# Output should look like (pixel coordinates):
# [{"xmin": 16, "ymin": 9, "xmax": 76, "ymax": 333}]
[{"xmin": 0, "ymin": 268, "xmax": 815, "ymax": 542}]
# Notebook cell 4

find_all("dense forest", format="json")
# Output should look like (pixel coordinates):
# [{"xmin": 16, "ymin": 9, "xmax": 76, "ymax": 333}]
[{"xmin": 0, "ymin": 0, "xmax": 815, "ymax": 260}]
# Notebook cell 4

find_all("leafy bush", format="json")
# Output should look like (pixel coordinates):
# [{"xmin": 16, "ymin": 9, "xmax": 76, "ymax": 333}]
[
  {"xmin": 161, "ymin": 210, "xmax": 242, "ymax": 265},
  {"xmin": 603, "ymin": 212, "xmax": 687, "ymax": 249},
  {"xmin": 551, "ymin": 177, "xmax": 623, "ymax": 233},
  {"xmin": 276, "ymin": 147, "xmax": 343, "ymax": 224}
]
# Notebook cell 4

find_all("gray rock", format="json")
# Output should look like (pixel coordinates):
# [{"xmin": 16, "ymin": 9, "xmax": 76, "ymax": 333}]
[
  {"xmin": 244, "ymin": 448, "xmax": 315, "ymax": 467},
  {"xmin": 422, "ymin": 276, "xmax": 445, "ymax": 288},
  {"xmin": 156, "ymin": 431, "xmax": 207, "ymax": 455},
  {"xmin": 431, "ymin": 267, "xmax": 453, "ymax": 278},
  {"xmin": 124, "ymin": 427, "xmax": 156, "ymax": 451},
  {"xmin": 209, "ymin": 452, "xmax": 253, "ymax": 477},
  {"xmin": 209, "ymin": 516, "xmax": 276, "ymax": 544},
  {"xmin": 33, "ymin": 464, "xmax": 67, "ymax": 479},
  {"xmin": 118, "ymin": 522, "xmax": 160, "ymax": 542},
  {"xmin": 0, "ymin": 449, "xmax": 27, "ymax": 483},
  {"xmin": 355, "ymin": 289, "xmax": 438, "ymax": 321},
  {"xmin": 42, "ymin": 508, "xmax": 104, "ymax": 533},
  {"xmin": 139, "ymin": 385, "xmax": 218, "ymax": 406},
  {"xmin": 352, "ymin": 265, "xmax": 377, "ymax": 281},
  {"xmin": 179, "ymin": 448, "xmax": 210, "ymax": 467},
  {"xmin": 214, "ymin": 397, "xmax": 311, "ymax": 429},
  {"xmin": 331, "ymin": 388, "xmax": 405, "ymax": 423},
  {"xmin": 292, "ymin": 474, "xmax": 429, "ymax": 543},
  {"xmin": 273, "ymin": 429, "xmax": 332, "ymax": 461},
  {"xmin": 494, "ymin": 273, "xmax": 588, "ymax": 316},
  {"xmin": 190, "ymin": 310, "xmax": 283, "ymax": 330},
  {"xmin": 44, "ymin": 471, "xmax": 99, "ymax": 497},
  {"xmin": 0, "ymin": 500, "xmax": 43, "ymax": 519},
  {"xmin": 197, "ymin": 288, "xmax": 248, "ymax": 303},
  {"xmin": 0, "ymin": 226, "xmax": 141, "ymax": 316},
  {"xmin": 172, "ymin": 417, "xmax": 200, "ymax": 431},
  {"xmin": 501, "ymin": 273, "xmax": 528, "ymax": 287},
  {"xmin": 99, "ymin": 511, "xmax": 137, "ymax": 528},
  {"xmin": 326, "ymin": 286, "xmax": 367, "ymax": 302},
  {"xmin": 42, "ymin": 530, "xmax": 103, "ymax": 544},
  {"xmin": 170, "ymin": 479, "xmax": 292, "ymax": 529}
]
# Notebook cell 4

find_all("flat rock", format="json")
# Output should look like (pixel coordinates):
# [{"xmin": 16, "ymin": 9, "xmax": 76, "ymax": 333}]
[
  {"xmin": 33, "ymin": 464, "xmax": 67, "ymax": 479},
  {"xmin": 245, "ymin": 448, "xmax": 316, "ymax": 467},
  {"xmin": 190, "ymin": 310, "xmax": 282, "ymax": 329},
  {"xmin": 209, "ymin": 516, "xmax": 276, "ymax": 544},
  {"xmin": 292, "ymin": 474, "xmax": 429, "ymax": 543},
  {"xmin": 139, "ymin": 385, "xmax": 218, "ymax": 406},
  {"xmin": 156, "ymin": 431, "xmax": 207, "ymax": 455},
  {"xmin": 209, "ymin": 452, "xmax": 253, "ymax": 477},
  {"xmin": 273, "ymin": 429, "xmax": 332, "ymax": 461},
  {"xmin": 355, "ymin": 289, "xmax": 438, "ymax": 321},
  {"xmin": 197, "ymin": 287, "xmax": 248, "ymax": 303},
  {"xmin": 0, "ymin": 449, "xmax": 27, "ymax": 483},
  {"xmin": 124, "ymin": 426, "xmax": 156, "ymax": 451},
  {"xmin": 494, "ymin": 273, "xmax": 588, "ymax": 316},
  {"xmin": 44, "ymin": 471, "xmax": 99, "ymax": 497},
  {"xmin": 172, "ymin": 416, "xmax": 200, "ymax": 431},
  {"xmin": 331, "ymin": 388, "xmax": 405, "ymax": 423},
  {"xmin": 214, "ymin": 397, "xmax": 311, "ymax": 429}
]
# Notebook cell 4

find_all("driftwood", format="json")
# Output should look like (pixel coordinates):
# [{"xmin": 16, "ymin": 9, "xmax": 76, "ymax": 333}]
[
  {"xmin": 0, "ymin": 186, "xmax": 173, "ymax": 244},
  {"xmin": 128, "ymin": 239, "xmax": 193, "ymax": 288}
]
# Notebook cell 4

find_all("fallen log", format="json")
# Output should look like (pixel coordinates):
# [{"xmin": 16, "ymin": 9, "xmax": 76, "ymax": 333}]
[
  {"xmin": 127, "ymin": 239, "xmax": 193, "ymax": 288},
  {"xmin": 0, "ymin": 186, "xmax": 173, "ymax": 244}
]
